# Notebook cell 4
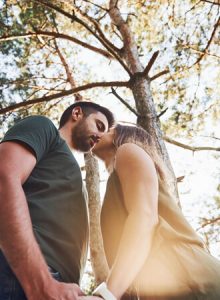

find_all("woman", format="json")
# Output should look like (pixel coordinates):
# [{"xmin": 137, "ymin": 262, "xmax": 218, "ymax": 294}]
[{"xmin": 92, "ymin": 124, "xmax": 220, "ymax": 300}]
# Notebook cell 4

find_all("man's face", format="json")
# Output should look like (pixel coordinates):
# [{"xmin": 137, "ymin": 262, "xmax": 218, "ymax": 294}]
[
  {"xmin": 92, "ymin": 127, "xmax": 115, "ymax": 156},
  {"xmin": 72, "ymin": 112, "xmax": 109, "ymax": 152}
]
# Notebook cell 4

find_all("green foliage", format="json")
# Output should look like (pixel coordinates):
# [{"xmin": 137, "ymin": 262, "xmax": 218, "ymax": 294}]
[{"xmin": 0, "ymin": 0, "xmax": 61, "ymax": 126}]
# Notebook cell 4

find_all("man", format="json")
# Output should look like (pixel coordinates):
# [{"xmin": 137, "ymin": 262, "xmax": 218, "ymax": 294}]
[{"xmin": 0, "ymin": 101, "xmax": 114, "ymax": 300}]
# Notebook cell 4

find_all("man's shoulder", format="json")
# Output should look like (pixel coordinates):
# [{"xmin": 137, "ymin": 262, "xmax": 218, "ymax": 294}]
[
  {"xmin": 15, "ymin": 115, "xmax": 57, "ymax": 132},
  {"xmin": 20, "ymin": 115, "xmax": 54, "ymax": 125},
  {"xmin": 2, "ymin": 115, "xmax": 58, "ymax": 143},
  {"xmin": 1, "ymin": 115, "xmax": 60, "ymax": 161}
]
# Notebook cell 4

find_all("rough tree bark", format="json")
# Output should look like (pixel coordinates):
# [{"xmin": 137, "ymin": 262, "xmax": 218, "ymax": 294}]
[
  {"xmin": 109, "ymin": 0, "xmax": 178, "ymax": 197},
  {"xmin": 85, "ymin": 154, "xmax": 109, "ymax": 283}
]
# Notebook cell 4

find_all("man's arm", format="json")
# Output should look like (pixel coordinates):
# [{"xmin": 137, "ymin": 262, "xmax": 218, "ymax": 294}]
[{"xmin": 0, "ymin": 141, "xmax": 83, "ymax": 300}]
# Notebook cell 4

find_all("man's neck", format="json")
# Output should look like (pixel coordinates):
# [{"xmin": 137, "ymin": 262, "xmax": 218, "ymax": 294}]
[{"xmin": 59, "ymin": 125, "xmax": 73, "ymax": 149}]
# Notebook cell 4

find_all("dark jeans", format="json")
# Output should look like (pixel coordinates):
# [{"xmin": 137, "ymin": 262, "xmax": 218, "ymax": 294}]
[{"xmin": 0, "ymin": 251, "xmax": 62, "ymax": 300}]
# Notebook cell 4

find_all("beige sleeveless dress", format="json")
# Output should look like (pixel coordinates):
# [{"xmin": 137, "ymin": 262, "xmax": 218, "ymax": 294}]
[{"xmin": 101, "ymin": 171, "xmax": 220, "ymax": 299}]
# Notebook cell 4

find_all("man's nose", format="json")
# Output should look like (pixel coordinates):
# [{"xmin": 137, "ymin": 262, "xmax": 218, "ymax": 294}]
[
  {"xmin": 98, "ymin": 132, "xmax": 105, "ymax": 138},
  {"xmin": 96, "ymin": 130, "xmax": 106, "ymax": 139}
]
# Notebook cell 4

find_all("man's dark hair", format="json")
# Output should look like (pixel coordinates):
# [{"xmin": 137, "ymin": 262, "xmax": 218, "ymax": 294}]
[{"xmin": 59, "ymin": 101, "xmax": 115, "ymax": 129}]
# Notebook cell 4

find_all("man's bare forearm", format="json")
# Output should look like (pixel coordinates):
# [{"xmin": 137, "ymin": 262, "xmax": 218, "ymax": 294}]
[
  {"xmin": 0, "ymin": 178, "xmax": 84, "ymax": 300},
  {"xmin": 0, "ymin": 177, "xmax": 53, "ymax": 297}
]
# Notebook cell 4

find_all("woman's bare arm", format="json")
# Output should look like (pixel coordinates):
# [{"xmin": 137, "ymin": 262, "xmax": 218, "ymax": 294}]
[{"xmin": 106, "ymin": 143, "xmax": 159, "ymax": 299}]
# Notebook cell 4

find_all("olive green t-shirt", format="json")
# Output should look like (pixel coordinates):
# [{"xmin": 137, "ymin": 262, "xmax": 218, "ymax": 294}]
[{"xmin": 1, "ymin": 116, "xmax": 89, "ymax": 283}]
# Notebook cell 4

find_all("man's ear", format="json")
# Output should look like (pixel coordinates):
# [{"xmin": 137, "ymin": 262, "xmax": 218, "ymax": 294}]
[{"xmin": 72, "ymin": 107, "xmax": 83, "ymax": 121}]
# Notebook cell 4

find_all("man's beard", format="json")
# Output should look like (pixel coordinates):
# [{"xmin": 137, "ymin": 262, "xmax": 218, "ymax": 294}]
[{"xmin": 71, "ymin": 119, "xmax": 91, "ymax": 152}]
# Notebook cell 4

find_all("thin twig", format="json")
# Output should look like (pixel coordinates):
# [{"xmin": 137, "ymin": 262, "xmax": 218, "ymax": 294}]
[
  {"xmin": 111, "ymin": 87, "xmax": 139, "ymax": 116},
  {"xmin": 197, "ymin": 217, "xmax": 220, "ymax": 230},
  {"xmin": 157, "ymin": 108, "xmax": 168, "ymax": 118},
  {"xmin": 193, "ymin": 16, "xmax": 220, "ymax": 65},
  {"xmin": 183, "ymin": 45, "xmax": 220, "ymax": 59},
  {"xmin": 164, "ymin": 136, "xmax": 220, "ymax": 151},
  {"xmin": 0, "ymin": 31, "xmax": 113, "ymax": 59},
  {"xmin": 150, "ymin": 69, "xmax": 169, "ymax": 81},
  {"xmin": 185, "ymin": 0, "xmax": 202, "ymax": 14},
  {"xmin": 82, "ymin": 0, "xmax": 108, "ymax": 11}
]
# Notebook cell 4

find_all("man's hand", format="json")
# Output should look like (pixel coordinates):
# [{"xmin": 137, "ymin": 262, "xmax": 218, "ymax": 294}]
[{"xmin": 27, "ymin": 278, "xmax": 84, "ymax": 300}]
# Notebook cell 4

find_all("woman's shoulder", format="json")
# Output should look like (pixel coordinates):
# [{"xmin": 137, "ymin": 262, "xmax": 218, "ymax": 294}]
[
  {"xmin": 115, "ymin": 142, "xmax": 152, "ymax": 164},
  {"xmin": 115, "ymin": 142, "xmax": 157, "ymax": 178}
]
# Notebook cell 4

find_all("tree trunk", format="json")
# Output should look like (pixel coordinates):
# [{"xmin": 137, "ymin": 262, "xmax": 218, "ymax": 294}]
[
  {"xmin": 131, "ymin": 77, "xmax": 179, "ymax": 198},
  {"xmin": 109, "ymin": 0, "xmax": 179, "ymax": 199},
  {"xmin": 85, "ymin": 153, "xmax": 109, "ymax": 283}
]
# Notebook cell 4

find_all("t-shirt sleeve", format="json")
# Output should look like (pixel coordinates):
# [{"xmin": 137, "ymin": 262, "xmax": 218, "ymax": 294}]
[{"xmin": 1, "ymin": 116, "xmax": 59, "ymax": 162}]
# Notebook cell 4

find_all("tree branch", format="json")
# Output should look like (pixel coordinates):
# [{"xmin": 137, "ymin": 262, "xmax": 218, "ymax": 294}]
[
  {"xmin": 0, "ymin": 80, "xmax": 129, "ymax": 115},
  {"xmin": 191, "ymin": 103, "xmax": 217, "ymax": 120},
  {"xmin": 193, "ymin": 16, "xmax": 220, "ymax": 65},
  {"xmin": 53, "ymin": 39, "xmax": 83, "ymax": 100},
  {"xmin": 110, "ymin": 87, "xmax": 139, "ymax": 116},
  {"xmin": 81, "ymin": 0, "xmax": 108, "ymax": 11},
  {"xmin": 32, "ymin": 0, "xmax": 132, "ymax": 75},
  {"xmin": 149, "ymin": 69, "xmax": 169, "ymax": 81},
  {"xmin": 142, "ymin": 51, "xmax": 169, "ymax": 81},
  {"xmin": 164, "ymin": 136, "xmax": 220, "ymax": 151},
  {"xmin": 185, "ymin": 0, "xmax": 202, "ymax": 14},
  {"xmin": 0, "ymin": 30, "xmax": 113, "ymax": 59},
  {"xmin": 183, "ymin": 45, "xmax": 220, "ymax": 60},
  {"xmin": 142, "ymin": 50, "xmax": 160, "ymax": 77},
  {"xmin": 0, "ymin": 77, "xmax": 67, "ymax": 92},
  {"xmin": 198, "ymin": 217, "xmax": 220, "ymax": 229},
  {"xmin": 73, "ymin": 1, "xmax": 120, "ymax": 53},
  {"xmin": 201, "ymin": 0, "xmax": 220, "ymax": 5},
  {"xmin": 127, "ymin": 51, "xmax": 169, "ymax": 82},
  {"xmin": 157, "ymin": 107, "xmax": 168, "ymax": 118},
  {"xmin": 109, "ymin": 0, "xmax": 142, "ymax": 73},
  {"xmin": 201, "ymin": 135, "xmax": 220, "ymax": 141}
]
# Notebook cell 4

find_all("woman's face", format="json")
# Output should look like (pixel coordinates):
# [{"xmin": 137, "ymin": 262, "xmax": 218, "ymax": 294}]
[{"xmin": 92, "ymin": 127, "xmax": 115, "ymax": 155}]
